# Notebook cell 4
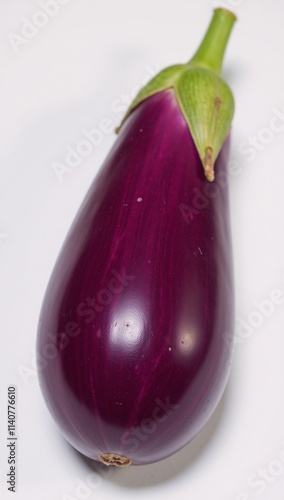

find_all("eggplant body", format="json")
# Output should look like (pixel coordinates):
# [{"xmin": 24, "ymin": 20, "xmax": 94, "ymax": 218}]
[{"xmin": 37, "ymin": 90, "xmax": 234, "ymax": 466}]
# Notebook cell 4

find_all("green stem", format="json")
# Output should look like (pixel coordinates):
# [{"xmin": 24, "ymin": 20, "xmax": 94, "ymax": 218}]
[{"xmin": 188, "ymin": 8, "xmax": 236, "ymax": 75}]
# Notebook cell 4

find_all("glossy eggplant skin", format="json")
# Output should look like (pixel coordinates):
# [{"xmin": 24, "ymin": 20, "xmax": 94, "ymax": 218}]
[{"xmin": 37, "ymin": 89, "xmax": 234, "ymax": 466}]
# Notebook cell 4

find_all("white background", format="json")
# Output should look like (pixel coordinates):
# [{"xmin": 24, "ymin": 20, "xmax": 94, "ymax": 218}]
[{"xmin": 1, "ymin": 0, "xmax": 284, "ymax": 499}]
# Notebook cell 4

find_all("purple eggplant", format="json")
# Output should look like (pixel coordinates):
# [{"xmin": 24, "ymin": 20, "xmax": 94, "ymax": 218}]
[{"xmin": 37, "ymin": 9, "xmax": 237, "ymax": 467}]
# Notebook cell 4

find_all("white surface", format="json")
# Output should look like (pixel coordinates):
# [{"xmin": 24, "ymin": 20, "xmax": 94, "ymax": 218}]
[{"xmin": 1, "ymin": 0, "xmax": 284, "ymax": 498}]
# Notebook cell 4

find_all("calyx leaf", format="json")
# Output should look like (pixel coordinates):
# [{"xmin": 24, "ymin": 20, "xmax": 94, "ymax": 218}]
[
  {"xmin": 176, "ymin": 66, "xmax": 234, "ymax": 181},
  {"xmin": 116, "ymin": 65, "xmax": 184, "ymax": 133}
]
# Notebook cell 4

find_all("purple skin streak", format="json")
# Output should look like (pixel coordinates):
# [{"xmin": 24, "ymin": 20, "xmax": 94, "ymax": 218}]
[{"xmin": 37, "ymin": 89, "xmax": 234, "ymax": 466}]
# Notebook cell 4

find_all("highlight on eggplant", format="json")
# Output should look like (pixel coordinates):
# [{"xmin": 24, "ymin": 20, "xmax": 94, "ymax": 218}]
[{"xmin": 37, "ymin": 8, "xmax": 237, "ymax": 467}]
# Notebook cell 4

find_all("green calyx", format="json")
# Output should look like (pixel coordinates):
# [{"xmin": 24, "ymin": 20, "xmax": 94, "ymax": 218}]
[{"xmin": 116, "ymin": 8, "xmax": 237, "ymax": 182}]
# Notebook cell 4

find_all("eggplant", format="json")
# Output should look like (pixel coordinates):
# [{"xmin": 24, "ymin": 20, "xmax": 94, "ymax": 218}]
[{"xmin": 37, "ymin": 9, "xmax": 237, "ymax": 467}]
